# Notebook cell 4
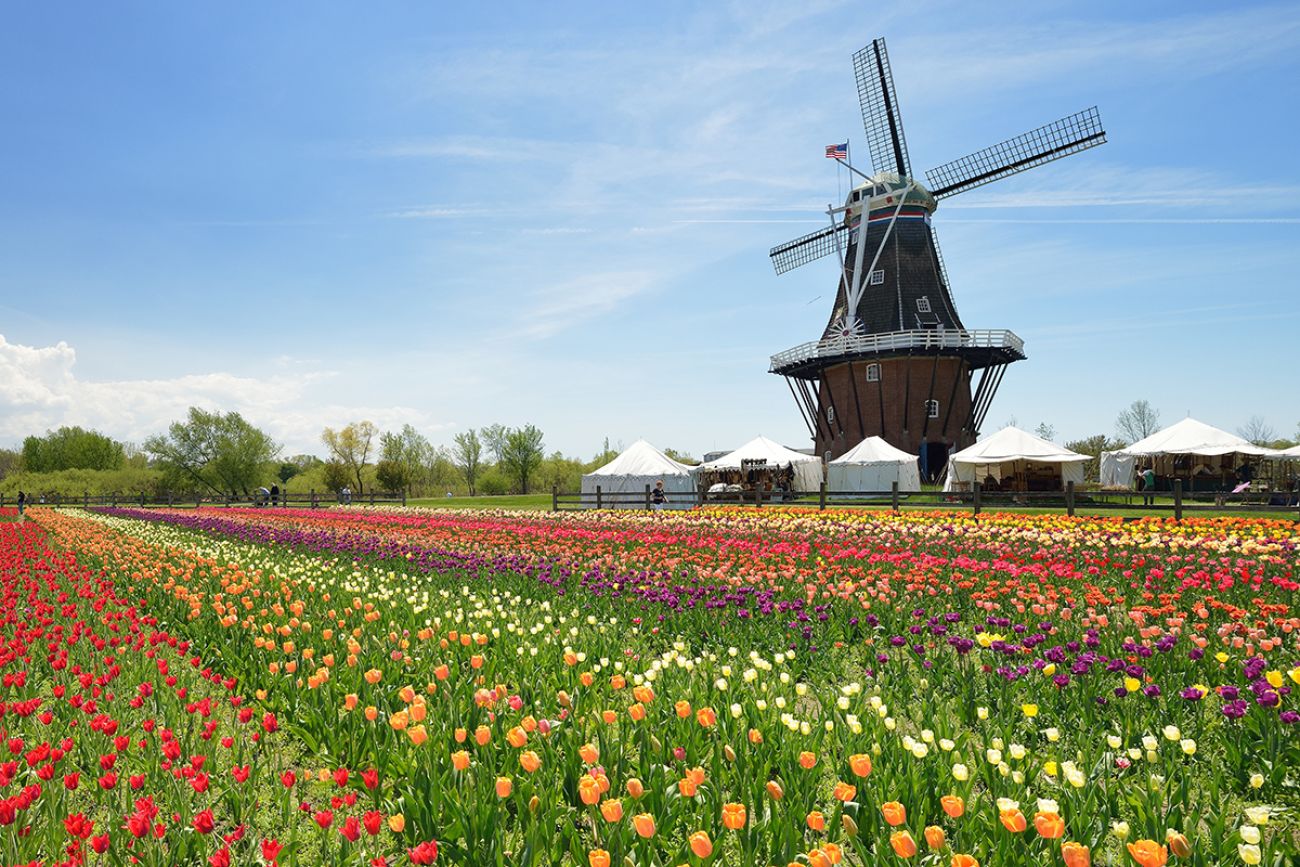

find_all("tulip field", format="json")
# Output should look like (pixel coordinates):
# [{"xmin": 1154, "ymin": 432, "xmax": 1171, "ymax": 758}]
[{"xmin": 3, "ymin": 505, "xmax": 1298, "ymax": 867}]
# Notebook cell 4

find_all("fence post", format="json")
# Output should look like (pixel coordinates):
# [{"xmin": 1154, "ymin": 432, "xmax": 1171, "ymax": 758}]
[
  {"xmin": 84, "ymin": 491, "xmax": 89, "ymax": 509},
  {"xmin": 1174, "ymin": 479, "xmax": 1183, "ymax": 521},
  {"xmin": 973, "ymin": 482, "xmax": 982, "ymax": 517},
  {"xmin": 819, "ymin": 482, "xmax": 827, "ymax": 511},
  {"xmin": 139, "ymin": 492, "xmax": 145, "ymax": 507},
  {"xmin": 645, "ymin": 484, "xmax": 652, "ymax": 511},
  {"xmin": 167, "ymin": 491, "xmax": 174, "ymax": 508},
  {"xmin": 596, "ymin": 485, "xmax": 603, "ymax": 510},
  {"xmin": 551, "ymin": 485, "xmax": 558, "ymax": 512},
  {"xmin": 892, "ymin": 480, "xmax": 900, "ymax": 513},
  {"xmin": 1066, "ymin": 480, "xmax": 1075, "ymax": 517}
]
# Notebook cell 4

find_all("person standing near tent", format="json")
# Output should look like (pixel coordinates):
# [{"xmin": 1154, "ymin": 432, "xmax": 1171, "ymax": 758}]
[
  {"xmin": 651, "ymin": 480, "xmax": 667, "ymax": 511},
  {"xmin": 1140, "ymin": 466, "xmax": 1156, "ymax": 506}
]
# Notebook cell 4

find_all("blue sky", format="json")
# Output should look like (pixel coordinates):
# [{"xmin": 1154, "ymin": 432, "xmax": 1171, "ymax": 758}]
[{"xmin": 1, "ymin": 1, "xmax": 1297, "ymax": 457}]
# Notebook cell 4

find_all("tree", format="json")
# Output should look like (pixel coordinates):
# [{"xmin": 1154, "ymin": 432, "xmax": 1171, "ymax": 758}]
[
  {"xmin": 1033, "ymin": 423, "xmax": 1057, "ymax": 442},
  {"xmin": 322, "ymin": 460, "xmax": 351, "ymax": 494},
  {"xmin": 1065, "ymin": 433, "xmax": 1127, "ymax": 484},
  {"xmin": 481, "ymin": 423, "xmax": 508, "ymax": 465},
  {"xmin": 1237, "ymin": 416, "xmax": 1276, "ymax": 447},
  {"xmin": 375, "ymin": 425, "xmax": 435, "ymax": 494},
  {"xmin": 0, "ymin": 448, "xmax": 20, "ymax": 480},
  {"xmin": 427, "ymin": 447, "xmax": 461, "ymax": 494},
  {"xmin": 1116, "ymin": 400, "xmax": 1160, "ymax": 442},
  {"xmin": 22, "ymin": 426, "xmax": 125, "ymax": 472},
  {"xmin": 500, "ymin": 425, "xmax": 545, "ymax": 493},
  {"xmin": 144, "ymin": 407, "xmax": 279, "ymax": 497},
  {"xmin": 322, "ymin": 421, "xmax": 378, "ymax": 494},
  {"xmin": 452, "ymin": 429, "xmax": 483, "ymax": 495},
  {"xmin": 662, "ymin": 447, "xmax": 699, "ymax": 466}
]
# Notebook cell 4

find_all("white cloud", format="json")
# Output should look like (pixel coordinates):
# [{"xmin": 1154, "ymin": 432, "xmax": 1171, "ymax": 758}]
[{"xmin": 0, "ymin": 334, "xmax": 449, "ymax": 453}]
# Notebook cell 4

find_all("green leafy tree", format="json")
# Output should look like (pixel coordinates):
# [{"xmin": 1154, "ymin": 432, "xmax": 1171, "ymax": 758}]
[
  {"xmin": 662, "ymin": 447, "xmax": 698, "ymax": 466},
  {"xmin": 144, "ymin": 408, "xmax": 279, "ymax": 497},
  {"xmin": 538, "ymin": 451, "xmax": 584, "ymax": 493},
  {"xmin": 374, "ymin": 425, "xmax": 435, "ymax": 494},
  {"xmin": 0, "ymin": 448, "xmax": 20, "ymax": 480},
  {"xmin": 22, "ymin": 426, "xmax": 125, "ymax": 472},
  {"xmin": 321, "ymin": 460, "xmax": 352, "ymax": 494},
  {"xmin": 1033, "ymin": 423, "xmax": 1056, "ymax": 442},
  {"xmin": 322, "ymin": 421, "xmax": 378, "ymax": 494},
  {"xmin": 1065, "ymin": 433, "xmax": 1127, "ymax": 484},
  {"xmin": 500, "ymin": 425, "xmax": 545, "ymax": 493},
  {"xmin": 452, "ymin": 429, "xmax": 483, "ymax": 495},
  {"xmin": 589, "ymin": 437, "xmax": 620, "ymax": 470}
]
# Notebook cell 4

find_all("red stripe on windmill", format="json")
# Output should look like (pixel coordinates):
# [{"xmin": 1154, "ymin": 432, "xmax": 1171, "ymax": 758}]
[{"xmin": 770, "ymin": 37, "xmax": 1106, "ymax": 478}]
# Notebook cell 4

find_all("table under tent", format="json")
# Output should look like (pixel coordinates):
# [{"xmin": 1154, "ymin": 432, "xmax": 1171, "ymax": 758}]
[
  {"xmin": 580, "ymin": 440, "xmax": 696, "ymax": 509},
  {"xmin": 827, "ymin": 436, "xmax": 920, "ymax": 497},
  {"xmin": 943, "ymin": 426, "xmax": 1087, "ymax": 492},
  {"xmin": 696, "ymin": 436, "xmax": 823, "ymax": 501},
  {"xmin": 1099, "ymin": 417, "xmax": 1283, "ymax": 493}
]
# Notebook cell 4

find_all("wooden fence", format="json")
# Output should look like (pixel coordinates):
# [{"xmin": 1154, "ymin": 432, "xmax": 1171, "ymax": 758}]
[
  {"xmin": 1, "ymin": 490, "xmax": 407, "ymax": 510},
  {"xmin": 553, "ymin": 481, "xmax": 1300, "ymax": 520}
]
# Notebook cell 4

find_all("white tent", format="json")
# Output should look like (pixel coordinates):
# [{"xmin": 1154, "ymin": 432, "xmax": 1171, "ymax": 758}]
[
  {"xmin": 698, "ymin": 436, "xmax": 823, "ymax": 492},
  {"xmin": 580, "ymin": 440, "xmax": 696, "ymax": 508},
  {"xmin": 1277, "ymin": 444, "xmax": 1300, "ymax": 460},
  {"xmin": 1099, "ymin": 418, "xmax": 1281, "ymax": 488},
  {"xmin": 944, "ymin": 426, "xmax": 1087, "ymax": 492},
  {"xmin": 828, "ymin": 437, "xmax": 920, "ymax": 494}
]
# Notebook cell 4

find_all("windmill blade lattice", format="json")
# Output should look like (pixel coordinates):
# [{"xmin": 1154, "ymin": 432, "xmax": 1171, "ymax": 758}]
[
  {"xmin": 769, "ymin": 223, "xmax": 855, "ymax": 275},
  {"xmin": 926, "ymin": 107, "xmax": 1105, "ymax": 198},
  {"xmin": 852, "ymin": 39, "xmax": 911, "ymax": 177}
]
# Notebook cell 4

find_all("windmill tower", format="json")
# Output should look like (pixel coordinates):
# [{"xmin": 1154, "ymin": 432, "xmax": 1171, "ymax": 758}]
[{"xmin": 769, "ymin": 38, "xmax": 1105, "ymax": 480}]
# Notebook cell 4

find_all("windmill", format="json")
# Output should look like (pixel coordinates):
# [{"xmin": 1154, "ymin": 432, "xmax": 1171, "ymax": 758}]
[{"xmin": 769, "ymin": 38, "xmax": 1105, "ymax": 480}]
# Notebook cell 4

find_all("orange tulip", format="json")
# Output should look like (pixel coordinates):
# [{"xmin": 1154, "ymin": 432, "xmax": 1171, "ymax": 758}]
[
  {"xmin": 890, "ymin": 830, "xmax": 918, "ymax": 858},
  {"xmin": 696, "ymin": 706, "xmax": 717, "ymax": 728},
  {"xmin": 951, "ymin": 855, "xmax": 979, "ymax": 867},
  {"xmin": 406, "ymin": 724, "xmax": 427, "ymax": 746},
  {"xmin": 519, "ymin": 751, "xmax": 541, "ymax": 773},
  {"xmin": 766, "ymin": 780, "xmax": 784, "ymax": 801},
  {"xmin": 495, "ymin": 777, "xmax": 512, "ymax": 798},
  {"xmin": 633, "ymin": 813, "xmax": 655, "ymax": 839},
  {"xmin": 748, "ymin": 728, "xmax": 763, "ymax": 744},
  {"xmin": 1167, "ymin": 832, "xmax": 1191, "ymax": 859},
  {"xmin": 454, "ymin": 727, "xmax": 467, "ymax": 743},
  {"xmin": 833, "ymin": 781, "xmax": 856, "ymax": 802},
  {"xmin": 588, "ymin": 849, "xmax": 610, "ymax": 867},
  {"xmin": 364, "ymin": 668, "xmax": 382, "ymax": 684},
  {"xmin": 1034, "ymin": 811, "xmax": 1065, "ymax": 840},
  {"xmin": 387, "ymin": 814, "xmax": 405, "ymax": 833},
  {"xmin": 999, "ymin": 808, "xmax": 1027, "ymax": 833},
  {"xmin": 823, "ymin": 843, "xmax": 843, "ymax": 864},
  {"xmin": 628, "ymin": 702, "xmax": 646, "ymax": 721},
  {"xmin": 882, "ymin": 801, "xmax": 907, "ymax": 827},
  {"xmin": 1062, "ymin": 842, "xmax": 1090, "ymax": 867},
  {"xmin": 506, "ymin": 726, "xmax": 527, "ymax": 748},
  {"xmin": 675, "ymin": 700, "xmax": 692, "ymax": 718},
  {"xmin": 451, "ymin": 750, "xmax": 470, "ymax": 771},
  {"xmin": 600, "ymin": 799, "xmax": 623, "ymax": 823},
  {"xmin": 807, "ymin": 810, "xmax": 826, "ymax": 831},
  {"xmin": 579, "ymin": 743, "xmax": 599, "ymax": 764},
  {"xmin": 1126, "ymin": 840, "xmax": 1167, "ymax": 867},
  {"xmin": 721, "ymin": 802, "xmax": 746, "ymax": 830},
  {"xmin": 678, "ymin": 776, "xmax": 698, "ymax": 798},
  {"xmin": 924, "ymin": 825, "xmax": 946, "ymax": 850},
  {"xmin": 626, "ymin": 778, "xmax": 644, "ymax": 799},
  {"xmin": 941, "ymin": 794, "xmax": 965, "ymax": 818},
  {"xmin": 808, "ymin": 849, "xmax": 832, "ymax": 867},
  {"xmin": 799, "ymin": 751, "xmax": 818, "ymax": 769},
  {"xmin": 474, "ymin": 725, "xmax": 491, "ymax": 746},
  {"xmin": 689, "ymin": 830, "xmax": 713, "ymax": 859},
  {"xmin": 849, "ymin": 753, "xmax": 872, "ymax": 777},
  {"xmin": 579, "ymin": 776, "xmax": 602, "ymax": 806}
]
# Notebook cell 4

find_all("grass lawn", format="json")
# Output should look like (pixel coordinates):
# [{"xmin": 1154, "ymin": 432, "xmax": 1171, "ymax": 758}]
[{"xmin": 405, "ymin": 493, "xmax": 554, "ymax": 510}]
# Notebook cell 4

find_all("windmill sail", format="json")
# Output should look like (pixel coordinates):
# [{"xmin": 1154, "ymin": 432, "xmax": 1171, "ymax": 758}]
[
  {"xmin": 852, "ymin": 39, "xmax": 911, "ymax": 177},
  {"xmin": 769, "ymin": 222, "xmax": 855, "ymax": 275},
  {"xmin": 926, "ymin": 107, "xmax": 1106, "ymax": 199}
]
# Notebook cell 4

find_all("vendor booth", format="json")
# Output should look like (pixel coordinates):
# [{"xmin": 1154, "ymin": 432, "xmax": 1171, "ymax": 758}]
[
  {"xmin": 1099, "ymin": 417, "xmax": 1282, "ymax": 491},
  {"xmin": 828, "ymin": 436, "xmax": 920, "ymax": 495},
  {"xmin": 943, "ymin": 426, "xmax": 1087, "ymax": 492},
  {"xmin": 697, "ymin": 436, "xmax": 822, "ymax": 498},
  {"xmin": 580, "ymin": 440, "xmax": 696, "ymax": 509}
]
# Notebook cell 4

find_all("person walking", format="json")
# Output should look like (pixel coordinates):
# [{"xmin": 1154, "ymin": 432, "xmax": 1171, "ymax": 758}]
[
  {"xmin": 651, "ymin": 480, "xmax": 668, "ymax": 512},
  {"xmin": 16, "ymin": 490, "xmax": 25, "ymax": 517}
]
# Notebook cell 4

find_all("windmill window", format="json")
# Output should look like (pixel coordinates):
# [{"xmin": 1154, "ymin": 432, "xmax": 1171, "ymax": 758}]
[
  {"xmin": 916, "ymin": 296, "xmax": 932, "ymax": 313},
  {"xmin": 925, "ymin": 399, "xmax": 940, "ymax": 419},
  {"xmin": 865, "ymin": 363, "xmax": 881, "ymax": 382},
  {"xmin": 827, "ymin": 406, "xmax": 836, "ymax": 423},
  {"xmin": 870, "ymin": 269, "xmax": 885, "ymax": 285}
]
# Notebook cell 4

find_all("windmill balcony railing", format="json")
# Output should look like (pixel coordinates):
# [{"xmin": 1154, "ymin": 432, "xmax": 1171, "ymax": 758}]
[{"xmin": 769, "ymin": 328, "xmax": 1024, "ymax": 371}]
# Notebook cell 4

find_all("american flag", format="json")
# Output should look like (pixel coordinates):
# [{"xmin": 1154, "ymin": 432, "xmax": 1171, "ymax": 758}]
[{"xmin": 825, "ymin": 142, "xmax": 848, "ymax": 159}]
